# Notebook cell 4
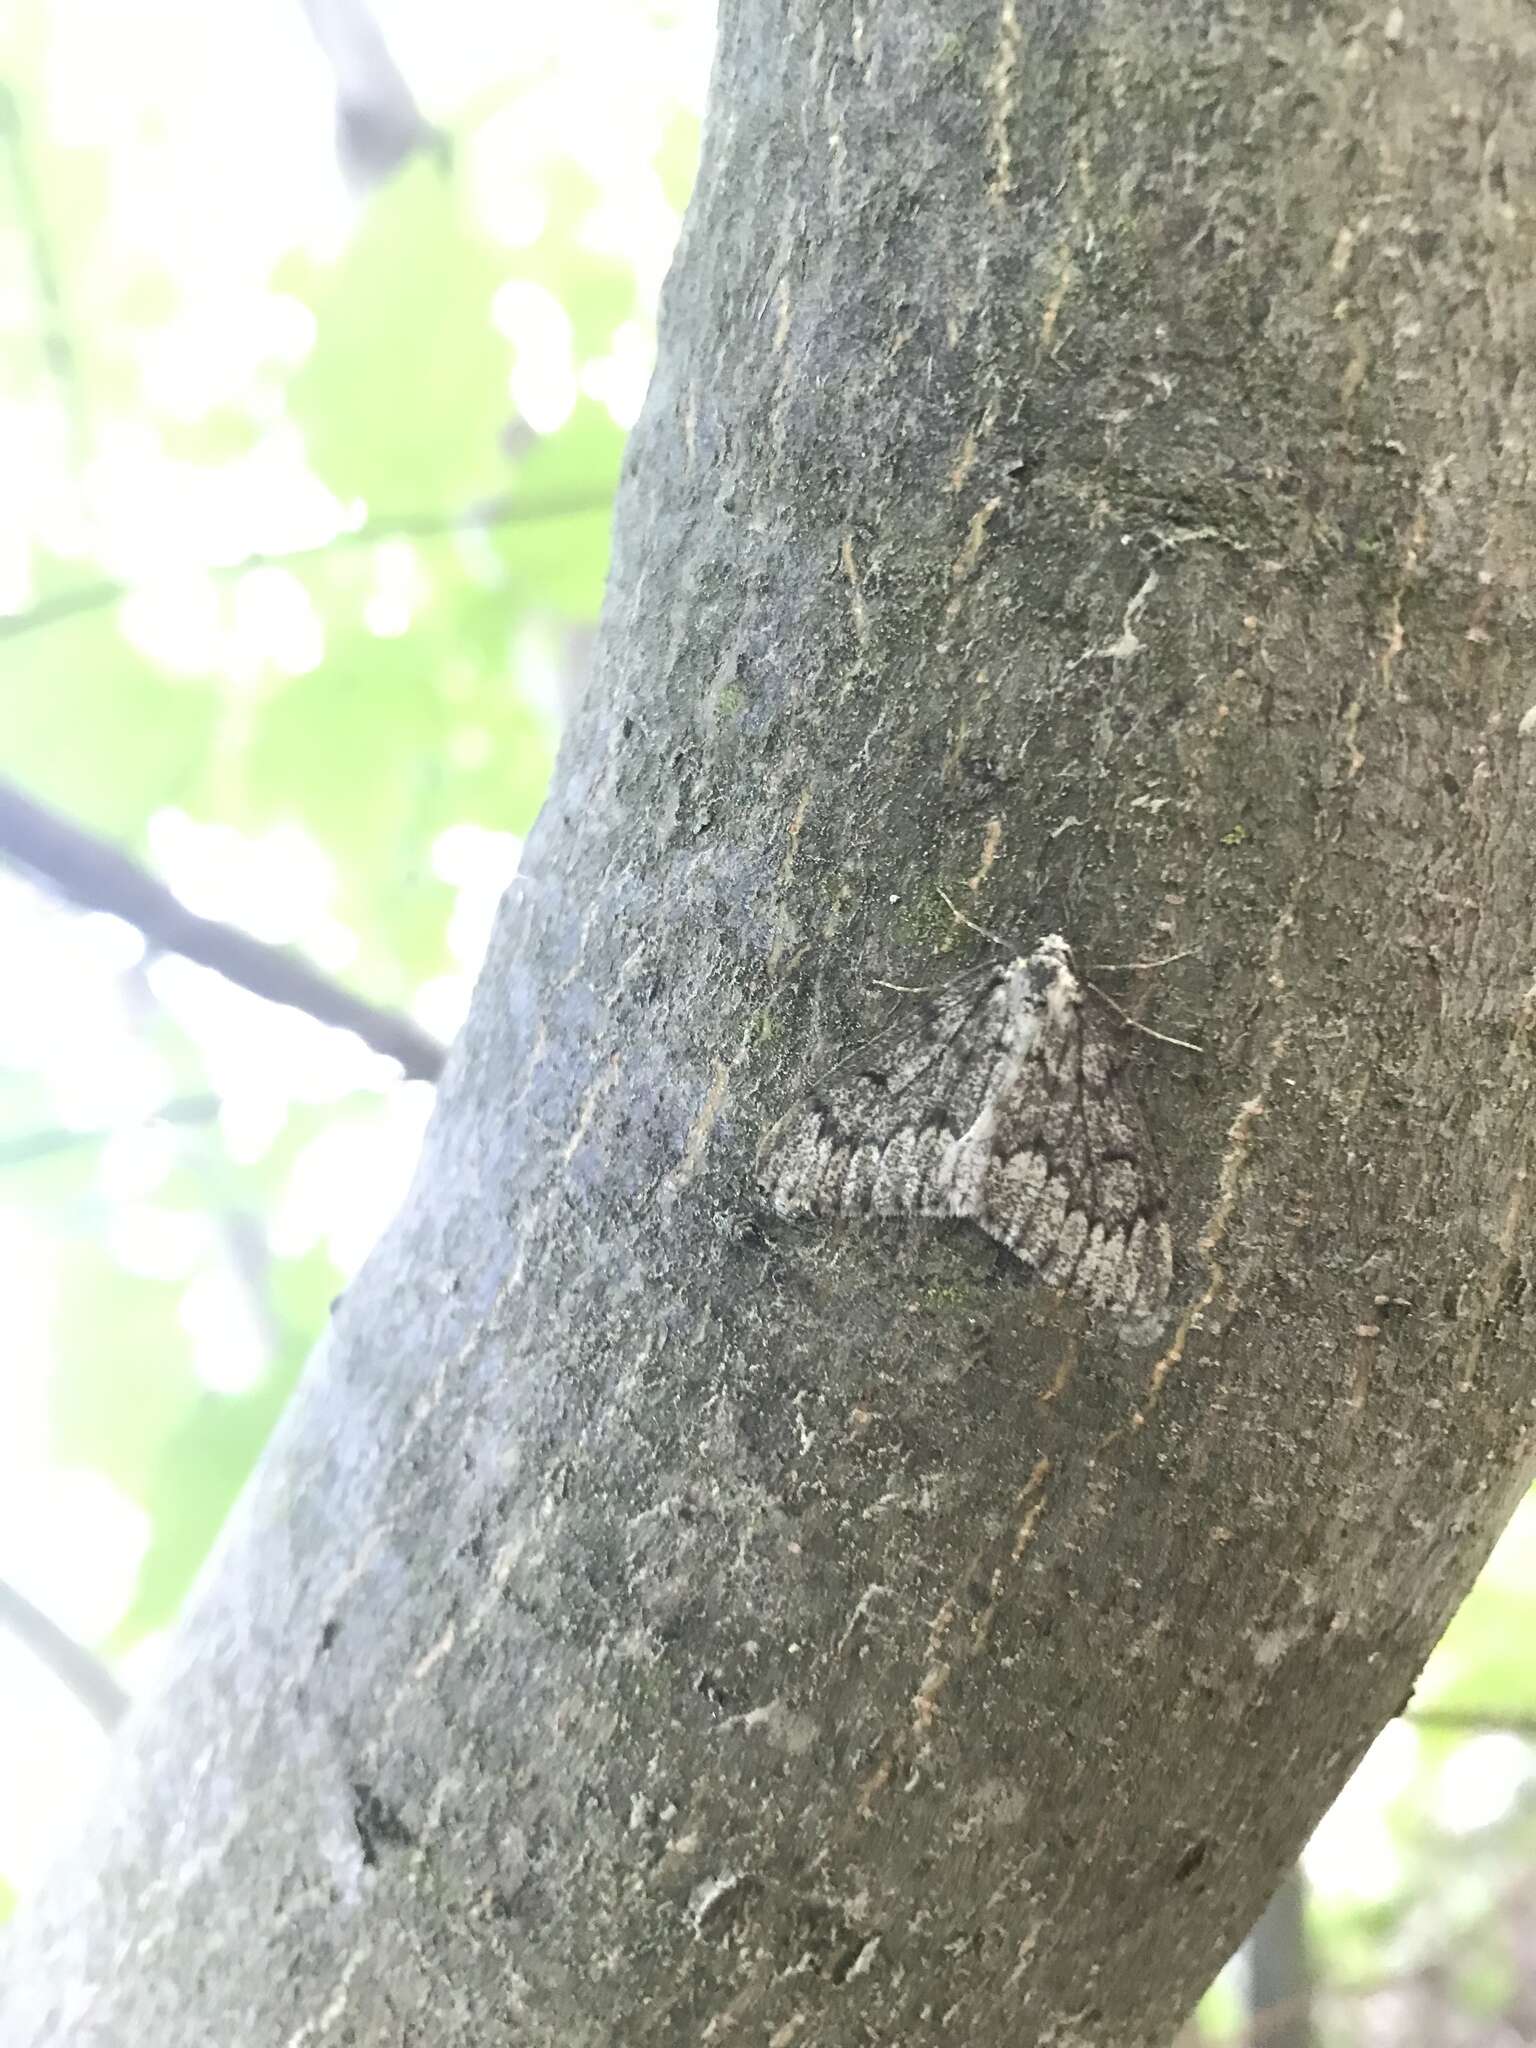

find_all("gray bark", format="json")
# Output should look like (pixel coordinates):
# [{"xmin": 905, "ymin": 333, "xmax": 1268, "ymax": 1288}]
[{"xmin": 6, "ymin": 1, "xmax": 1536, "ymax": 2042}]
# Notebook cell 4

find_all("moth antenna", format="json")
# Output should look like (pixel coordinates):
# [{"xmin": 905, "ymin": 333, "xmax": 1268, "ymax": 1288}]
[
  {"xmin": 1084, "ymin": 979, "xmax": 1202, "ymax": 1054},
  {"xmin": 935, "ymin": 885, "xmax": 1009, "ymax": 948},
  {"xmin": 1088, "ymin": 948, "xmax": 1194, "ymax": 974}
]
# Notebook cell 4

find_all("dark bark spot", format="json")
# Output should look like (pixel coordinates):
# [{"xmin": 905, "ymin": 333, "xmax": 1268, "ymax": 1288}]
[
  {"xmin": 351, "ymin": 1782, "xmax": 415, "ymax": 1866},
  {"xmin": 1173, "ymin": 1840, "xmax": 1210, "ymax": 1883},
  {"xmin": 793, "ymin": 1900, "xmax": 866, "ymax": 1979},
  {"xmin": 694, "ymin": 1670, "xmax": 739, "ymax": 1714}
]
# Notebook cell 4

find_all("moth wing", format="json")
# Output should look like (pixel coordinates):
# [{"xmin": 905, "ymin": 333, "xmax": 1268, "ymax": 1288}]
[
  {"xmin": 758, "ymin": 968, "xmax": 1014, "ymax": 1222},
  {"xmin": 976, "ymin": 1003, "xmax": 1171, "ymax": 1318}
]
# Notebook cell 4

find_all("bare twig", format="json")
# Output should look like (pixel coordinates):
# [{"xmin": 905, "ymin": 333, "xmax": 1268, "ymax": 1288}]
[
  {"xmin": 217, "ymin": 1207, "xmax": 284, "ymax": 1356},
  {"xmin": 302, "ymin": 0, "xmax": 448, "ymax": 191},
  {"xmin": 0, "ymin": 1093, "xmax": 220, "ymax": 1169},
  {"xmin": 0, "ymin": 780, "xmax": 447, "ymax": 1081},
  {"xmin": 1405, "ymin": 1706, "xmax": 1536, "ymax": 1739},
  {"xmin": 0, "ymin": 1578, "xmax": 129, "ymax": 1733},
  {"xmin": 0, "ymin": 85, "xmax": 90, "ymax": 463},
  {"xmin": 1242, "ymin": 1869, "xmax": 1315, "ymax": 2048},
  {"xmin": 0, "ymin": 489, "xmax": 610, "ymax": 646},
  {"xmin": 1230, "ymin": 1863, "xmax": 1536, "ymax": 2043}
]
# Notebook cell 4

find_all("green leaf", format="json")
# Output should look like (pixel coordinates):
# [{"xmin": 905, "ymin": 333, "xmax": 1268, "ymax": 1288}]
[
  {"xmin": 1414, "ymin": 1499, "xmax": 1536, "ymax": 1724},
  {"xmin": 0, "ymin": 602, "xmax": 222, "ymax": 841},
  {"xmin": 517, "ymin": 161, "xmax": 639, "ymax": 363},
  {"xmin": 110, "ymin": 1361, "xmax": 302, "ymax": 1651},
  {"xmin": 48, "ymin": 1247, "xmax": 203, "ymax": 1505},
  {"xmin": 655, "ymin": 108, "xmax": 702, "ymax": 214},
  {"xmin": 513, "ymin": 395, "xmax": 624, "ymax": 506},
  {"xmin": 157, "ymin": 405, "xmax": 263, "ymax": 467},
  {"xmin": 278, "ymin": 162, "xmax": 514, "ymax": 508},
  {"xmin": 228, "ymin": 569, "xmax": 555, "ymax": 990},
  {"xmin": 0, "ymin": 1070, "xmax": 123, "ymax": 1197},
  {"xmin": 496, "ymin": 502, "xmax": 615, "ymax": 620},
  {"xmin": 270, "ymin": 1241, "xmax": 345, "ymax": 1342}
]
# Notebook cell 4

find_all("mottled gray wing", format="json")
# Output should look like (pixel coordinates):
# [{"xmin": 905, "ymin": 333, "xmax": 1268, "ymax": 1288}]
[
  {"xmin": 758, "ymin": 968, "xmax": 1014, "ymax": 1222},
  {"xmin": 975, "ymin": 999, "xmax": 1171, "ymax": 1319}
]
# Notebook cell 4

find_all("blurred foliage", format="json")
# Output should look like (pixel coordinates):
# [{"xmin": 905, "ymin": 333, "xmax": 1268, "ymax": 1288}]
[
  {"xmin": 1192, "ymin": 1499, "xmax": 1536, "ymax": 2045},
  {"xmin": 0, "ymin": 0, "xmax": 705, "ymax": 1900}
]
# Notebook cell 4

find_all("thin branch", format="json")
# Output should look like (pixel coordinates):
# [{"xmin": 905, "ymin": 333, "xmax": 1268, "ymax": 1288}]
[
  {"xmin": 0, "ymin": 488, "xmax": 611, "ymax": 645},
  {"xmin": 302, "ymin": 0, "xmax": 448, "ymax": 192},
  {"xmin": 0, "ymin": 1093, "xmax": 221, "ymax": 1169},
  {"xmin": 0, "ymin": 1578, "xmax": 129, "ymax": 1733},
  {"xmin": 1231, "ymin": 1865, "xmax": 1536, "ymax": 2043},
  {"xmin": 1242, "ymin": 1869, "xmax": 1315, "ymax": 2048},
  {"xmin": 1404, "ymin": 1706, "xmax": 1536, "ymax": 1739},
  {"xmin": 216, "ymin": 1207, "xmax": 285, "ymax": 1358},
  {"xmin": 0, "ymin": 84, "xmax": 90, "ymax": 464},
  {"xmin": 0, "ymin": 780, "xmax": 447, "ymax": 1081}
]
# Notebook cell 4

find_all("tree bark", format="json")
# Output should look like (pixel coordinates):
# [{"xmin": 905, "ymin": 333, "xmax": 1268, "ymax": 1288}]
[{"xmin": 7, "ymin": 2, "xmax": 1536, "ymax": 2043}]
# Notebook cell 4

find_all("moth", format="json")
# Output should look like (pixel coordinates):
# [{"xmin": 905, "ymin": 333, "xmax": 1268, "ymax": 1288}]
[{"xmin": 758, "ymin": 936, "xmax": 1172, "ymax": 1320}]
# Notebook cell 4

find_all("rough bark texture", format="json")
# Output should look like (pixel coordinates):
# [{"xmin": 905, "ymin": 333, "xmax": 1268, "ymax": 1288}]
[{"xmin": 7, "ymin": 2, "xmax": 1536, "ymax": 2042}]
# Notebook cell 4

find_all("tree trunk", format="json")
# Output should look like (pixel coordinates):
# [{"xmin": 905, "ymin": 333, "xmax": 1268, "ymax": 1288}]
[{"xmin": 6, "ymin": 2, "xmax": 1536, "ymax": 2042}]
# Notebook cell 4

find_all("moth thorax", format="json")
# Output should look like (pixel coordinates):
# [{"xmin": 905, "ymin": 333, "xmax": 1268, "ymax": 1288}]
[
  {"xmin": 1004, "ymin": 961, "xmax": 1061, "ymax": 1042},
  {"xmin": 1042, "ymin": 963, "xmax": 1081, "ymax": 1031},
  {"xmin": 1007, "ymin": 938, "xmax": 1080, "ymax": 1035}
]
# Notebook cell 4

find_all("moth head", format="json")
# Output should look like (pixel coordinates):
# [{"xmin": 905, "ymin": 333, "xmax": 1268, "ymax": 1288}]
[{"xmin": 1016, "ymin": 934, "xmax": 1081, "ymax": 1026}]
